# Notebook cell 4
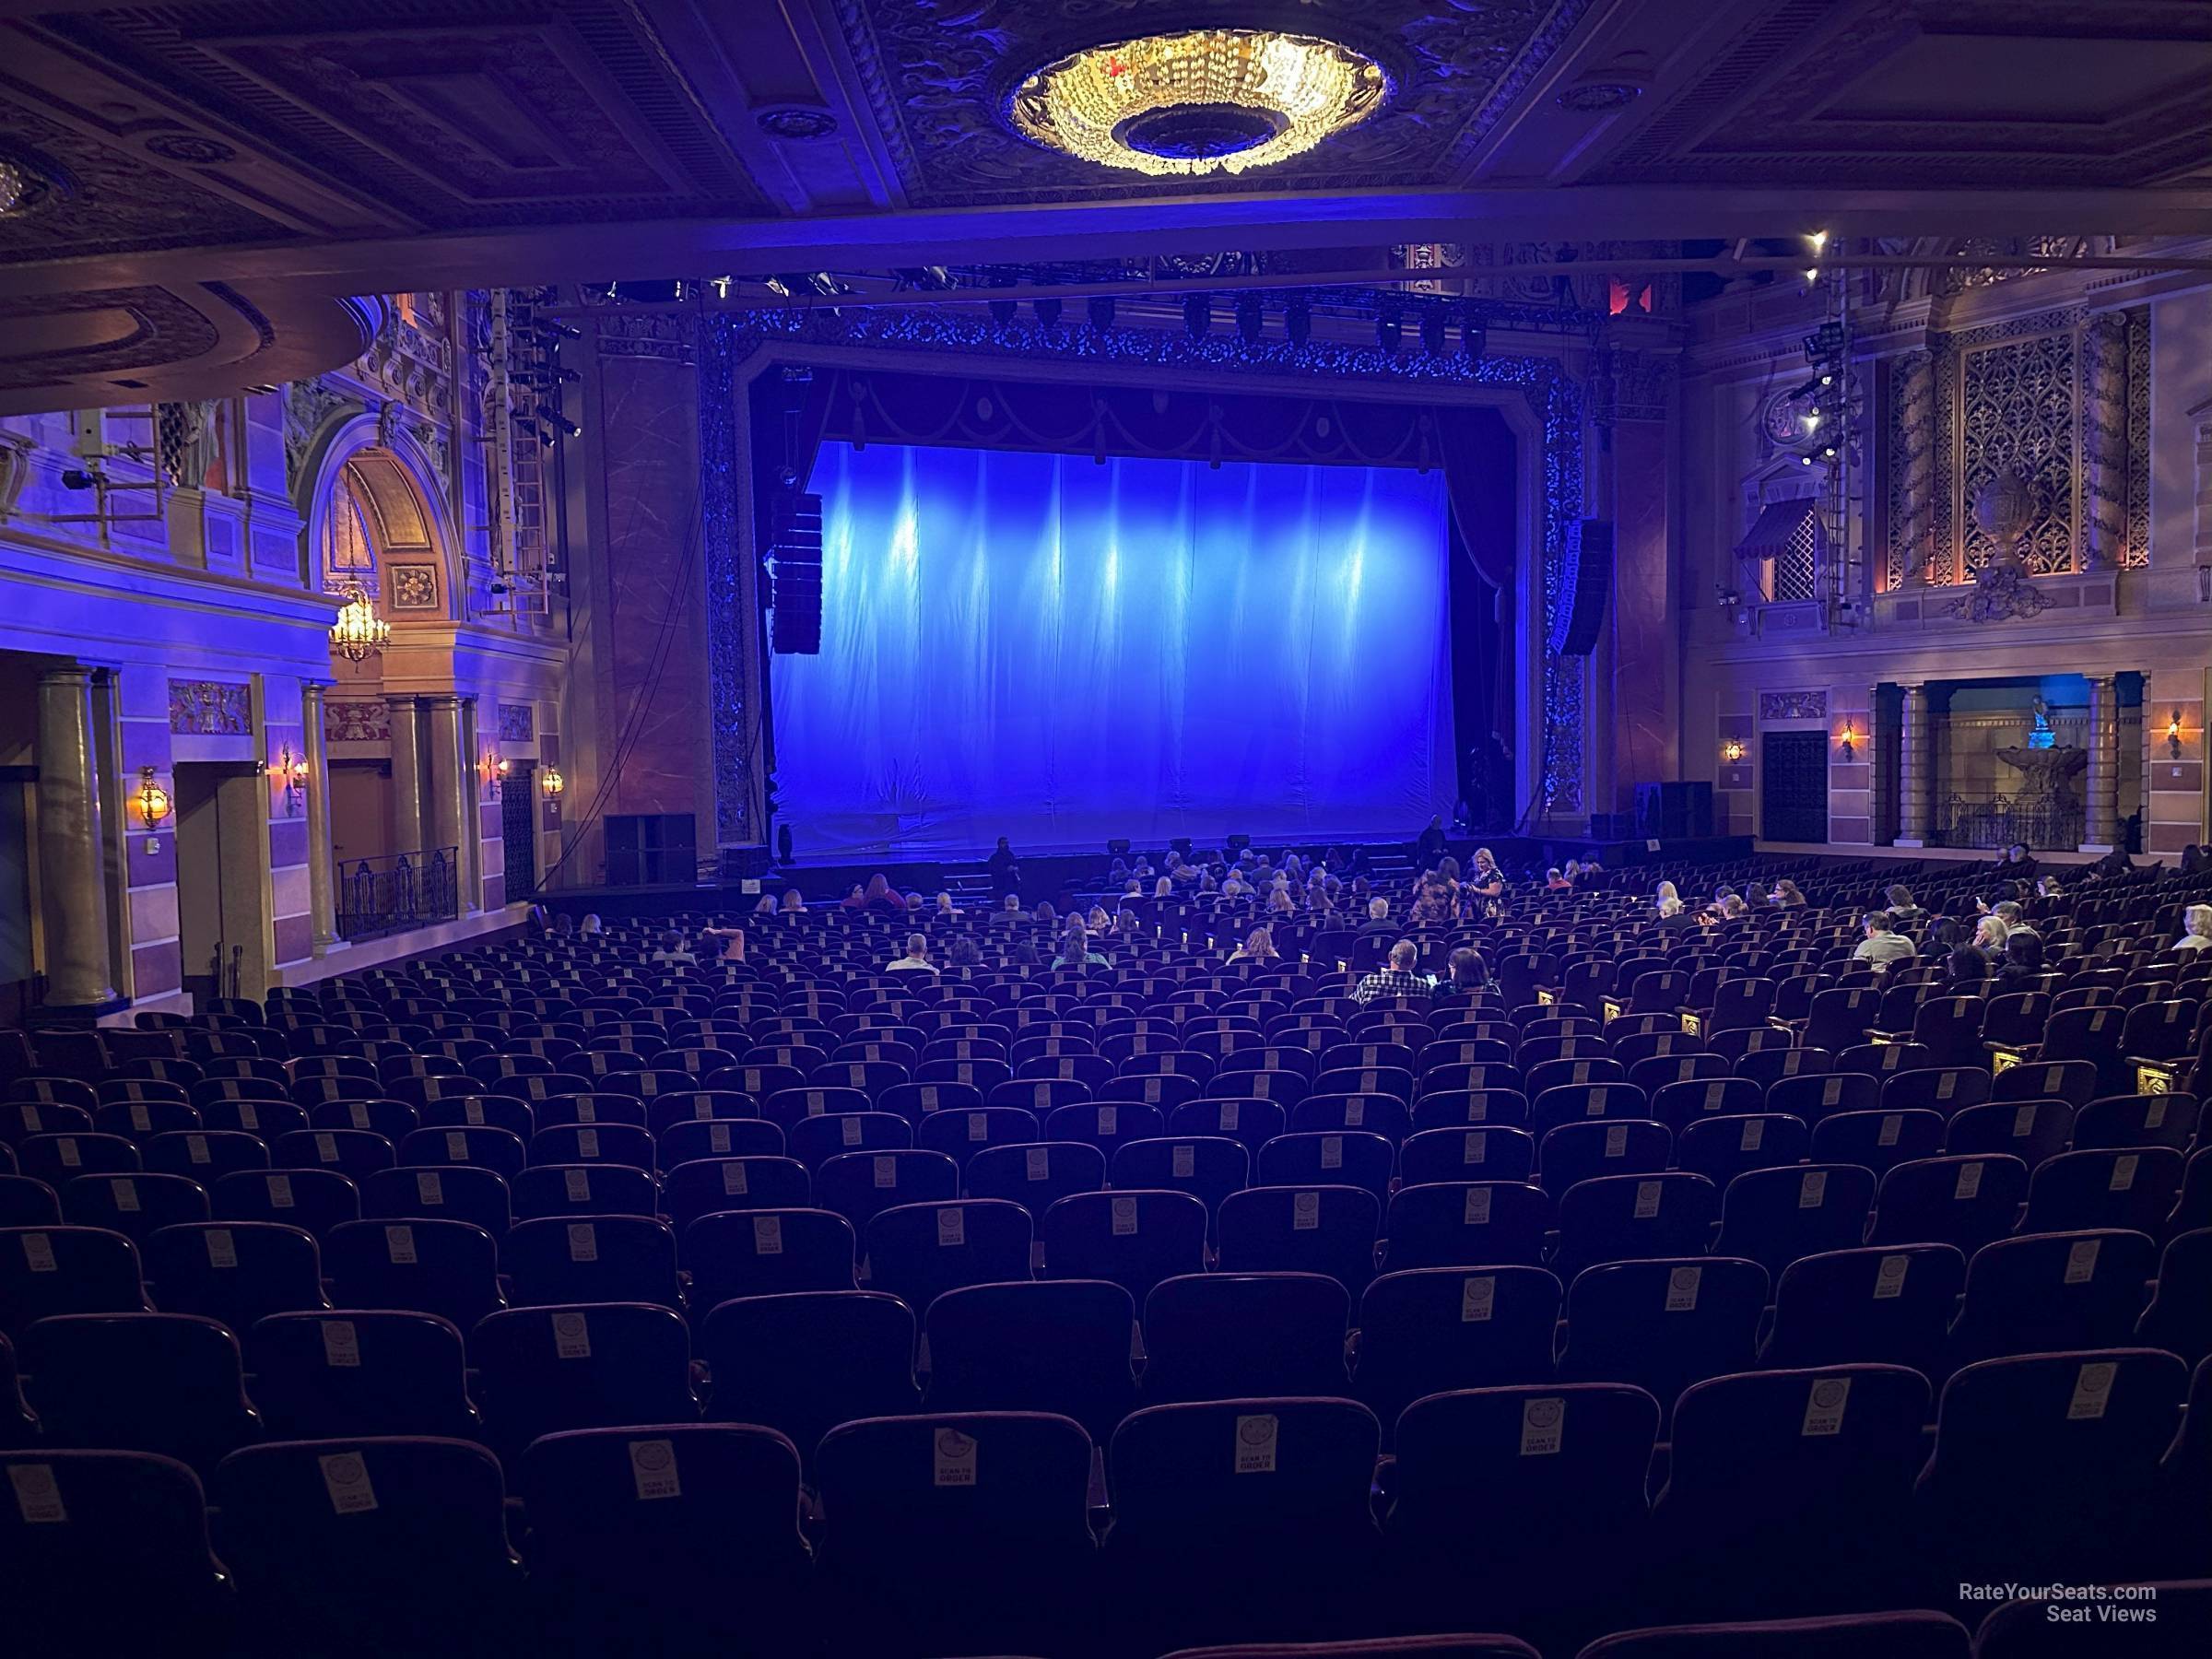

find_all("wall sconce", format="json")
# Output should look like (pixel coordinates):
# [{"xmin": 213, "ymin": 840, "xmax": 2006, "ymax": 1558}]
[
  {"xmin": 539, "ymin": 766, "xmax": 565, "ymax": 799},
  {"xmin": 2169, "ymin": 711, "xmax": 2184, "ymax": 760},
  {"xmin": 135, "ymin": 766, "xmax": 171, "ymax": 852},
  {"xmin": 274, "ymin": 746, "xmax": 308, "ymax": 816},
  {"xmin": 1721, "ymin": 739, "xmax": 1746, "ymax": 764},
  {"xmin": 1838, "ymin": 723, "xmax": 1857, "ymax": 762},
  {"xmin": 481, "ymin": 751, "xmax": 509, "ymax": 797}
]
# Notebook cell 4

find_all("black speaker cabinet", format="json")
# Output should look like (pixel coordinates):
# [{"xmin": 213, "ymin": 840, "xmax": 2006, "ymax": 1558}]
[
  {"xmin": 1633, "ymin": 782, "xmax": 1713, "ymax": 841},
  {"xmin": 1549, "ymin": 518, "xmax": 1613, "ymax": 657}
]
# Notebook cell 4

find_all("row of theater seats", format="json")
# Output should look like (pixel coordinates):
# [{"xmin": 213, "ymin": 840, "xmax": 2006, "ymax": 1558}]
[{"xmin": 5, "ymin": 1346, "xmax": 2208, "ymax": 1655}]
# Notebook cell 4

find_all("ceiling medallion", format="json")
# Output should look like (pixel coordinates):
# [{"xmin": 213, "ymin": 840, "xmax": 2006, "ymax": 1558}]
[
  {"xmin": 1009, "ymin": 29, "xmax": 1387, "ymax": 178},
  {"xmin": 757, "ymin": 106, "xmax": 839, "ymax": 141}
]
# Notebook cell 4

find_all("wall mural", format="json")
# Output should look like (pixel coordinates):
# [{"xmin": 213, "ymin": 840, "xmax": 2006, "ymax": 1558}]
[{"xmin": 497, "ymin": 702, "xmax": 535, "ymax": 743}]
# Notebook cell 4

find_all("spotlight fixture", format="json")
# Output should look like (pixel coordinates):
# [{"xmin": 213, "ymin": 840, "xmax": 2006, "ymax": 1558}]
[
  {"xmin": 1008, "ymin": 29, "xmax": 1387, "ymax": 178},
  {"xmin": 1088, "ymin": 294, "xmax": 1116, "ymax": 331},
  {"xmin": 61, "ymin": 467, "xmax": 101, "ymax": 491},
  {"xmin": 1183, "ymin": 294, "xmax": 1212, "ymax": 338},
  {"xmin": 1235, "ymin": 294, "xmax": 1265, "ymax": 345},
  {"xmin": 1375, "ymin": 307, "xmax": 1401, "ymax": 353},
  {"xmin": 1284, "ymin": 299, "xmax": 1312, "ymax": 346},
  {"xmin": 1460, "ymin": 312, "xmax": 1487, "ymax": 361},
  {"xmin": 1032, "ymin": 296, "xmax": 1064, "ymax": 328},
  {"xmin": 1418, "ymin": 306, "xmax": 1445, "ymax": 356}
]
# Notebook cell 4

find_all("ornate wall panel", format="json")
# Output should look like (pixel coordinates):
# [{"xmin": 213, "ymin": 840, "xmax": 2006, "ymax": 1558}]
[
  {"xmin": 1958, "ymin": 328, "xmax": 2076, "ymax": 577},
  {"xmin": 169, "ymin": 678, "xmax": 251, "ymax": 735}
]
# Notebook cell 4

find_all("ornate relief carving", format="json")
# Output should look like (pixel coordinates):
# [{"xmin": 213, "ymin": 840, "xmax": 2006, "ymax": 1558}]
[
  {"xmin": 497, "ymin": 703, "xmax": 535, "ymax": 743},
  {"xmin": 324, "ymin": 700, "xmax": 392, "ymax": 743},
  {"xmin": 2124, "ymin": 308, "xmax": 2150, "ymax": 568},
  {"xmin": 285, "ymin": 377, "xmax": 364, "ymax": 488},
  {"xmin": 833, "ymin": 0, "xmax": 1593, "ymax": 206},
  {"xmin": 169, "ymin": 679, "xmax": 251, "ymax": 735},
  {"xmin": 2079, "ymin": 312, "xmax": 2128, "ymax": 571},
  {"xmin": 1759, "ymin": 690, "xmax": 1827, "ymax": 722},
  {"xmin": 594, "ymin": 312, "xmax": 697, "ymax": 364},
  {"xmin": 1947, "ymin": 560, "xmax": 2056, "ymax": 625},
  {"xmin": 388, "ymin": 564, "xmax": 440, "ymax": 611},
  {"xmin": 1587, "ymin": 346, "xmax": 1675, "ymax": 426}
]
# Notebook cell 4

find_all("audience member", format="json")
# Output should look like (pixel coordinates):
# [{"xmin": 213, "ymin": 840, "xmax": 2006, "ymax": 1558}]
[
  {"xmin": 1853, "ymin": 912, "xmax": 1915, "ymax": 969},
  {"xmin": 1994, "ymin": 929, "xmax": 2044, "ymax": 994},
  {"xmin": 1941, "ymin": 944, "xmax": 1990, "ymax": 992},
  {"xmin": 1353, "ymin": 939, "xmax": 1429, "ymax": 1004},
  {"xmin": 648, "ymin": 928, "xmax": 695, "ymax": 966},
  {"xmin": 1432, "ymin": 946, "xmax": 1488, "ymax": 1001},
  {"xmin": 1227, "ymin": 925, "xmax": 1280, "ymax": 966},
  {"xmin": 886, "ymin": 934, "xmax": 937, "ymax": 973},
  {"xmin": 2176, "ymin": 903, "xmax": 2212, "ymax": 952}
]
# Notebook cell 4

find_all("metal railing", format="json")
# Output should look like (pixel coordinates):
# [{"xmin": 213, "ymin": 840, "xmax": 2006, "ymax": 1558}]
[
  {"xmin": 1933, "ymin": 793, "xmax": 2084, "ymax": 852},
  {"xmin": 335, "ymin": 847, "xmax": 460, "ymax": 941}
]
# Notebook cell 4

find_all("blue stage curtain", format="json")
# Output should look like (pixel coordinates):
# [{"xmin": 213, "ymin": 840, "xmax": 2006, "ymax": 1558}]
[{"xmin": 773, "ymin": 441, "xmax": 1456, "ymax": 858}]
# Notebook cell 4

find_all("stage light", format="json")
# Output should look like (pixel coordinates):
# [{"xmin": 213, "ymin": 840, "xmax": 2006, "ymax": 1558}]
[
  {"xmin": 1235, "ymin": 294, "xmax": 1265, "ymax": 344},
  {"xmin": 763, "ymin": 276, "xmax": 794, "ymax": 299},
  {"xmin": 1418, "ymin": 306, "xmax": 1445, "ymax": 355},
  {"xmin": 1460, "ymin": 312, "xmax": 1487, "ymax": 361},
  {"xmin": 1284, "ymin": 299, "xmax": 1311, "ymax": 346},
  {"xmin": 1033, "ymin": 296, "xmax": 1064, "ymax": 328},
  {"xmin": 896, "ymin": 265, "xmax": 955, "ymax": 290},
  {"xmin": 1375, "ymin": 308, "xmax": 1401, "ymax": 352},
  {"xmin": 1088, "ymin": 294, "xmax": 1116, "ymax": 330},
  {"xmin": 1808, "ymin": 229, "xmax": 1829, "ymax": 252},
  {"xmin": 1183, "ymin": 294, "xmax": 1211, "ymax": 338}
]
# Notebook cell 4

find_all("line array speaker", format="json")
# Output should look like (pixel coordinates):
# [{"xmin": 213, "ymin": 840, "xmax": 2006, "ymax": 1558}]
[
  {"xmin": 771, "ymin": 490, "xmax": 823, "ymax": 654},
  {"xmin": 1548, "ymin": 516, "xmax": 1613, "ymax": 657}
]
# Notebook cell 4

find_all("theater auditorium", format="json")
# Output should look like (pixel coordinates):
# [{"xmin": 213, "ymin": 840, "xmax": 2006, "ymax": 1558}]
[{"xmin": 2, "ymin": 4, "xmax": 2211, "ymax": 1655}]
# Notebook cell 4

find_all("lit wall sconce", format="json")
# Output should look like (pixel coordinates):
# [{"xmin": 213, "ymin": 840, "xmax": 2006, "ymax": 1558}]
[
  {"xmin": 1838, "ymin": 723, "xmax": 1857, "ymax": 762},
  {"xmin": 135, "ymin": 766, "xmax": 171, "ymax": 852},
  {"xmin": 481, "ymin": 751, "xmax": 509, "ymax": 797},
  {"xmin": 1722, "ymin": 739, "xmax": 1746, "ymax": 764},
  {"xmin": 2168, "ymin": 711, "xmax": 2184, "ymax": 759},
  {"xmin": 539, "ymin": 766, "xmax": 565, "ymax": 799},
  {"xmin": 274, "ymin": 746, "xmax": 307, "ymax": 816}
]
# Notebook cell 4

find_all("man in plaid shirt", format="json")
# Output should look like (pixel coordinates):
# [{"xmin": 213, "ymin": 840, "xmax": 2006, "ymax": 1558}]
[{"xmin": 1354, "ymin": 939, "xmax": 1431, "ymax": 1004}]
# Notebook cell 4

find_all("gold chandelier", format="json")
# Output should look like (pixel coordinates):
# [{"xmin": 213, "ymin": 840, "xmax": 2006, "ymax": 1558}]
[
  {"xmin": 329, "ymin": 582, "xmax": 391, "ymax": 663},
  {"xmin": 1010, "ymin": 29, "xmax": 1386, "ymax": 179}
]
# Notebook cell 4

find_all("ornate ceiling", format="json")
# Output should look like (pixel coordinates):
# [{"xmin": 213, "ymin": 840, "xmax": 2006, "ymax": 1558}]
[{"xmin": 0, "ymin": 0, "xmax": 2206, "ymax": 412}]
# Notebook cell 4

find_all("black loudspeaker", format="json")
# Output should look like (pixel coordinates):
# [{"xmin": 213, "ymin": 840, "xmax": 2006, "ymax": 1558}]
[
  {"xmin": 605, "ymin": 813, "xmax": 697, "ymax": 886},
  {"xmin": 771, "ymin": 491, "xmax": 823, "ymax": 654},
  {"xmin": 1548, "ymin": 517, "xmax": 1613, "ymax": 657},
  {"xmin": 1633, "ymin": 782, "xmax": 1713, "ymax": 841},
  {"xmin": 1106, "ymin": 839, "xmax": 1131, "ymax": 856}
]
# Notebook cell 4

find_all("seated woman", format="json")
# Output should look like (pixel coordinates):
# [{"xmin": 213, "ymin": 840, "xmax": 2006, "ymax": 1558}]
[
  {"xmin": 1267, "ymin": 886, "xmax": 1298, "ymax": 920},
  {"xmin": 1054, "ymin": 926, "xmax": 1110, "ymax": 970},
  {"xmin": 2174, "ymin": 903, "xmax": 2212, "ymax": 953},
  {"xmin": 936, "ymin": 891, "xmax": 958, "ymax": 916},
  {"xmin": 1941, "ymin": 944, "xmax": 1990, "ymax": 994},
  {"xmin": 751, "ymin": 891, "xmax": 779, "ymax": 916},
  {"xmin": 1227, "ymin": 925, "xmax": 1280, "ymax": 967},
  {"xmin": 1971, "ymin": 912, "xmax": 2010, "ymax": 960},
  {"xmin": 1769, "ymin": 879, "xmax": 1806, "ymax": 908},
  {"xmin": 1087, "ymin": 903, "xmax": 1112, "ymax": 933},
  {"xmin": 1993, "ymin": 929, "xmax": 2045, "ymax": 994},
  {"xmin": 839, "ymin": 883, "xmax": 867, "ymax": 911},
  {"xmin": 780, "ymin": 888, "xmax": 806, "ymax": 912},
  {"xmin": 862, "ymin": 873, "xmax": 905, "ymax": 914}
]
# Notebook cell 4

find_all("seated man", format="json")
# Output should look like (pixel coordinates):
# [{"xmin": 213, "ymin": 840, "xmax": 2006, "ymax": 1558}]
[
  {"xmin": 886, "ymin": 934, "xmax": 938, "ymax": 974},
  {"xmin": 1852, "ymin": 912, "xmax": 1916, "ymax": 971},
  {"xmin": 1354, "ymin": 940, "xmax": 1430, "ymax": 1005}
]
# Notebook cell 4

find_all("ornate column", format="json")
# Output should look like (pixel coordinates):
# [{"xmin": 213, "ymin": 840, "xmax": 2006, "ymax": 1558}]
[
  {"xmin": 458, "ymin": 694, "xmax": 483, "ymax": 912},
  {"xmin": 2081, "ymin": 673, "xmax": 2121, "ymax": 852},
  {"xmin": 301, "ymin": 683, "xmax": 336, "ymax": 955},
  {"xmin": 1896, "ymin": 682, "xmax": 1932, "ymax": 846},
  {"xmin": 387, "ymin": 695, "xmax": 425, "ymax": 855},
  {"xmin": 1895, "ymin": 349, "xmax": 1937, "ymax": 583},
  {"xmin": 2080, "ymin": 313, "xmax": 2129, "ymax": 573},
  {"xmin": 431, "ymin": 689, "xmax": 471, "ymax": 863},
  {"xmin": 36, "ymin": 666, "xmax": 118, "ymax": 1009}
]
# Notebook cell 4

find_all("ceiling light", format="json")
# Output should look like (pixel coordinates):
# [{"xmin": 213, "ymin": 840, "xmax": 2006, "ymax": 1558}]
[{"xmin": 1009, "ymin": 29, "xmax": 1387, "ymax": 178}]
